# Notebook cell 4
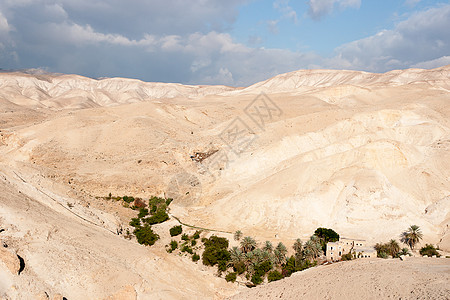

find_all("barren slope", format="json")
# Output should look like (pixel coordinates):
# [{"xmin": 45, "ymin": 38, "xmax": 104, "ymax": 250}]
[
  {"xmin": 231, "ymin": 257, "xmax": 450, "ymax": 300},
  {"xmin": 0, "ymin": 66, "xmax": 449, "ymax": 298}
]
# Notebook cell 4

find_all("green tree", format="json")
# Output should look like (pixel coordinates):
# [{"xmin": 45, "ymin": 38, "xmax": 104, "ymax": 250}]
[
  {"xmin": 314, "ymin": 228, "xmax": 339, "ymax": 253},
  {"xmin": 419, "ymin": 244, "xmax": 440, "ymax": 257},
  {"xmin": 267, "ymin": 270, "xmax": 283, "ymax": 282},
  {"xmin": 387, "ymin": 239, "xmax": 401, "ymax": 257},
  {"xmin": 293, "ymin": 238, "xmax": 303, "ymax": 261},
  {"xmin": 263, "ymin": 241, "xmax": 273, "ymax": 253},
  {"xmin": 304, "ymin": 236, "xmax": 323, "ymax": 261},
  {"xmin": 134, "ymin": 225, "xmax": 159, "ymax": 246},
  {"xmin": 274, "ymin": 242, "xmax": 287, "ymax": 265},
  {"xmin": 400, "ymin": 225, "xmax": 423, "ymax": 250},
  {"xmin": 240, "ymin": 236, "xmax": 257, "ymax": 253},
  {"xmin": 169, "ymin": 225, "xmax": 182, "ymax": 237},
  {"xmin": 234, "ymin": 230, "xmax": 243, "ymax": 241}
]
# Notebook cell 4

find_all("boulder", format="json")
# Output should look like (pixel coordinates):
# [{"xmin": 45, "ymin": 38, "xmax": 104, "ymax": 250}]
[{"xmin": 0, "ymin": 247, "xmax": 20, "ymax": 275}]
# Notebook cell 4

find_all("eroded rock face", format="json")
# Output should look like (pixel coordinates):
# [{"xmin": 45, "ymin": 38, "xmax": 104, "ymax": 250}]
[{"xmin": 0, "ymin": 247, "xmax": 20, "ymax": 275}]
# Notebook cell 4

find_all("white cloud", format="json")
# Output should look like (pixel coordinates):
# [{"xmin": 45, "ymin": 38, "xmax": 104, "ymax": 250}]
[
  {"xmin": 412, "ymin": 56, "xmax": 450, "ymax": 69},
  {"xmin": 307, "ymin": 0, "xmax": 361, "ymax": 20},
  {"xmin": 0, "ymin": 11, "xmax": 10, "ymax": 33},
  {"xmin": 0, "ymin": 0, "xmax": 448, "ymax": 87},
  {"xmin": 273, "ymin": 0, "xmax": 298, "ymax": 23},
  {"xmin": 326, "ymin": 4, "xmax": 450, "ymax": 72}
]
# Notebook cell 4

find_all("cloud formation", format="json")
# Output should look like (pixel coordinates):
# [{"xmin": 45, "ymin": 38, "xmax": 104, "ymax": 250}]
[
  {"xmin": 0, "ymin": 1, "xmax": 448, "ymax": 86},
  {"xmin": 328, "ymin": 4, "xmax": 450, "ymax": 72}
]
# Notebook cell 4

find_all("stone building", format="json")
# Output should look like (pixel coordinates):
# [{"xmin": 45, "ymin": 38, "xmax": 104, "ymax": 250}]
[{"xmin": 326, "ymin": 237, "xmax": 377, "ymax": 262}]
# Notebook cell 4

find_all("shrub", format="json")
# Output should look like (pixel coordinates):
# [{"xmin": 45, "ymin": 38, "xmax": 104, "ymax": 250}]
[
  {"xmin": 181, "ymin": 245, "xmax": 194, "ymax": 254},
  {"xmin": 170, "ymin": 240, "xmax": 178, "ymax": 252},
  {"xmin": 191, "ymin": 240, "xmax": 197, "ymax": 246},
  {"xmin": 267, "ymin": 270, "xmax": 283, "ymax": 282},
  {"xmin": 341, "ymin": 253, "xmax": 353, "ymax": 261},
  {"xmin": 122, "ymin": 196, "xmax": 134, "ymax": 203},
  {"xmin": 192, "ymin": 253, "xmax": 200, "ymax": 262},
  {"xmin": 225, "ymin": 272, "xmax": 237, "ymax": 283},
  {"xmin": 144, "ymin": 209, "xmax": 169, "ymax": 225},
  {"xmin": 203, "ymin": 247, "xmax": 230, "ymax": 266},
  {"xmin": 192, "ymin": 231, "xmax": 201, "ymax": 240},
  {"xmin": 233, "ymin": 261, "xmax": 246, "ymax": 275},
  {"xmin": 254, "ymin": 261, "xmax": 272, "ymax": 278},
  {"xmin": 251, "ymin": 274, "xmax": 263, "ymax": 285},
  {"xmin": 169, "ymin": 225, "xmax": 182, "ymax": 237},
  {"xmin": 134, "ymin": 225, "xmax": 159, "ymax": 246},
  {"xmin": 420, "ymin": 244, "xmax": 440, "ymax": 257},
  {"xmin": 166, "ymin": 198, "xmax": 173, "ymax": 206},
  {"xmin": 181, "ymin": 233, "xmax": 189, "ymax": 241},
  {"xmin": 129, "ymin": 218, "xmax": 141, "ymax": 228},
  {"xmin": 202, "ymin": 236, "xmax": 231, "ymax": 268},
  {"xmin": 138, "ymin": 208, "xmax": 149, "ymax": 218},
  {"xmin": 134, "ymin": 198, "xmax": 146, "ymax": 208}
]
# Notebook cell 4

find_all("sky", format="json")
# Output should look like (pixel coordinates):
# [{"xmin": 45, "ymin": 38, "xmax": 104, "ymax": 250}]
[{"xmin": 0, "ymin": 0, "xmax": 449, "ymax": 86}]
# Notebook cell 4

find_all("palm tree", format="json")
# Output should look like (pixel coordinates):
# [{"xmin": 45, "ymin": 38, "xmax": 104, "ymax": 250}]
[
  {"xmin": 293, "ymin": 238, "xmax": 303, "ymax": 261},
  {"xmin": 399, "ymin": 248, "xmax": 411, "ymax": 256},
  {"xmin": 263, "ymin": 241, "xmax": 273, "ymax": 253},
  {"xmin": 240, "ymin": 236, "xmax": 257, "ymax": 253},
  {"xmin": 304, "ymin": 236, "xmax": 323, "ymax": 261},
  {"xmin": 273, "ymin": 242, "xmax": 287, "ymax": 265},
  {"xmin": 234, "ymin": 230, "xmax": 243, "ymax": 241},
  {"xmin": 230, "ymin": 246, "xmax": 244, "ymax": 265},
  {"xmin": 387, "ymin": 239, "xmax": 400, "ymax": 257},
  {"xmin": 400, "ymin": 225, "xmax": 423, "ymax": 250}
]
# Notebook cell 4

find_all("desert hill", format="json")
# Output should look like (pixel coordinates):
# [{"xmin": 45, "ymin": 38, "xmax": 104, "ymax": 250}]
[
  {"xmin": 231, "ymin": 257, "xmax": 450, "ymax": 300},
  {"xmin": 0, "ymin": 66, "xmax": 449, "ymax": 298}
]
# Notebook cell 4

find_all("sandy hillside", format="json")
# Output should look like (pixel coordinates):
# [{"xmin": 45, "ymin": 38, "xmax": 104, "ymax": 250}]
[
  {"xmin": 0, "ymin": 66, "xmax": 449, "ymax": 298},
  {"xmin": 231, "ymin": 257, "xmax": 450, "ymax": 300}
]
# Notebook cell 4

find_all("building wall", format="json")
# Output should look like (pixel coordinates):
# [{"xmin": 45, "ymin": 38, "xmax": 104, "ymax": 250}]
[{"xmin": 326, "ymin": 238, "xmax": 376, "ymax": 262}]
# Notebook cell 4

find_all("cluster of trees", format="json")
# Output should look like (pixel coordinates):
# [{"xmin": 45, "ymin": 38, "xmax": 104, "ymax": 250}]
[
  {"xmin": 199, "ymin": 229, "xmax": 328, "ymax": 286},
  {"xmin": 375, "ymin": 225, "xmax": 441, "ymax": 258},
  {"xmin": 374, "ymin": 240, "xmax": 410, "ymax": 258},
  {"xmin": 166, "ymin": 229, "xmax": 202, "ymax": 262},
  {"xmin": 127, "ymin": 196, "xmax": 173, "ymax": 246}
]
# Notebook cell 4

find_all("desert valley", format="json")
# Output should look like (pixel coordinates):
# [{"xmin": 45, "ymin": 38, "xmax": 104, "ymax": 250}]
[{"xmin": 0, "ymin": 65, "xmax": 449, "ymax": 299}]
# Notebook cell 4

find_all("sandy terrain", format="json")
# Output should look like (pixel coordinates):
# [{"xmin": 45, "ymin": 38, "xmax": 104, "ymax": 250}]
[
  {"xmin": 0, "ymin": 65, "xmax": 449, "ymax": 298},
  {"xmin": 231, "ymin": 257, "xmax": 450, "ymax": 300}
]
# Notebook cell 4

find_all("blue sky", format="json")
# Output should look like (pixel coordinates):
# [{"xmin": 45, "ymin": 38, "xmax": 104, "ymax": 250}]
[{"xmin": 0, "ymin": 0, "xmax": 449, "ymax": 86}]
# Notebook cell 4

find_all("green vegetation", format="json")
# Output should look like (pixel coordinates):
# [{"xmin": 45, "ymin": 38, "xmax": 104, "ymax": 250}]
[
  {"xmin": 134, "ymin": 224, "xmax": 159, "ymax": 246},
  {"xmin": 314, "ymin": 228, "xmax": 339, "ymax": 253},
  {"xmin": 202, "ymin": 236, "xmax": 230, "ymax": 267},
  {"xmin": 341, "ymin": 252, "xmax": 353, "ymax": 261},
  {"xmin": 400, "ymin": 225, "xmax": 423, "ymax": 250},
  {"xmin": 374, "ymin": 239, "xmax": 401, "ymax": 258},
  {"xmin": 192, "ymin": 231, "xmax": 201, "ymax": 240},
  {"xmin": 167, "ymin": 240, "xmax": 178, "ymax": 253},
  {"xmin": 170, "ymin": 225, "xmax": 183, "ymax": 237},
  {"xmin": 125, "ymin": 195, "xmax": 172, "ymax": 247},
  {"xmin": 225, "ymin": 272, "xmax": 237, "ymax": 282},
  {"xmin": 267, "ymin": 270, "xmax": 283, "ymax": 282},
  {"xmin": 419, "ymin": 244, "xmax": 440, "ymax": 257},
  {"xmin": 234, "ymin": 230, "xmax": 243, "ymax": 241},
  {"xmin": 192, "ymin": 253, "xmax": 200, "ymax": 262}
]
